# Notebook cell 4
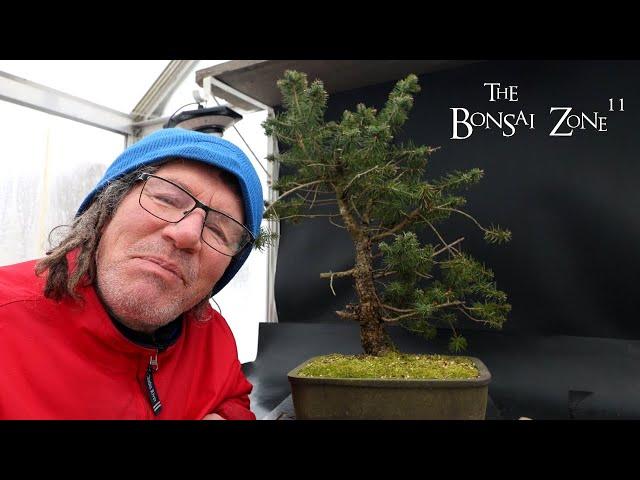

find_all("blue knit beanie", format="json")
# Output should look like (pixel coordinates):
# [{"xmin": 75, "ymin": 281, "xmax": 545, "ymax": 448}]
[{"xmin": 77, "ymin": 128, "xmax": 264, "ymax": 296}]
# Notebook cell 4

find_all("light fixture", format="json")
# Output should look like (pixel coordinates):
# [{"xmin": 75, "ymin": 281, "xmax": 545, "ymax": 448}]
[{"xmin": 164, "ymin": 105, "xmax": 242, "ymax": 137}]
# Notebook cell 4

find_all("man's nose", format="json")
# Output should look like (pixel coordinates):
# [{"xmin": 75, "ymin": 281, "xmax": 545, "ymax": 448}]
[{"xmin": 161, "ymin": 209, "xmax": 205, "ymax": 251}]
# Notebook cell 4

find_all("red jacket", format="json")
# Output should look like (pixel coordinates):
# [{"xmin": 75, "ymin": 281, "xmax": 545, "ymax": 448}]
[{"xmin": 0, "ymin": 258, "xmax": 256, "ymax": 420}]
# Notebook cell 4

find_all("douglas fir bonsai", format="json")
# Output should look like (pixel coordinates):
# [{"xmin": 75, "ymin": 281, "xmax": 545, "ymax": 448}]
[{"xmin": 263, "ymin": 71, "xmax": 511, "ymax": 377}]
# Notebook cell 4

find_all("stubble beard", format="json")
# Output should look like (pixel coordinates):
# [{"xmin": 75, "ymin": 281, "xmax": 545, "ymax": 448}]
[{"xmin": 96, "ymin": 241, "xmax": 202, "ymax": 333}]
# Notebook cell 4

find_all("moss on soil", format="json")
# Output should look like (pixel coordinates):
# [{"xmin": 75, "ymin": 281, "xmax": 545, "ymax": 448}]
[{"xmin": 297, "ymin": 352, "xmax": 479, "ymax": 380}]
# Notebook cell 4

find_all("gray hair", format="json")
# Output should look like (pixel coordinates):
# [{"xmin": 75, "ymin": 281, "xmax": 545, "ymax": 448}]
[{"xmin": 35, "ymin": 164, "xmax": 161, "ymax": 302}]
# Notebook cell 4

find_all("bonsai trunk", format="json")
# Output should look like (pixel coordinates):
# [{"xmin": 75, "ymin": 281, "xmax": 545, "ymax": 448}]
[
  {"xmin": 353, "ymin": 237, "xmax": 393, "ymax": 356},
  {"xmin": 337, "ymin": 190, "xmax": 393, "ymax": 356}
]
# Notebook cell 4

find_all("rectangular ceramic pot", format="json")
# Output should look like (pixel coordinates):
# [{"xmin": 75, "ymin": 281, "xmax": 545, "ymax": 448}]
[{"xmin": 288, "ymin": 356, "xmax": 491, "ymax": 420}]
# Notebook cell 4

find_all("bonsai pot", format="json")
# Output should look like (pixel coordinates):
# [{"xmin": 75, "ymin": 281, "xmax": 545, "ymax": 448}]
[{"xmin": 288, "ymin": 355, "xmax": 491, "ymax": 420}]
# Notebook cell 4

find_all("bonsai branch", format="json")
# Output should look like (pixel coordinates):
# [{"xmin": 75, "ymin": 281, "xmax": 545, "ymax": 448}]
[
  {"xmin": 336, "ymin": 309, "xmax": 358, "ymax": 321},
  {"xmin": 307, "ymin": 199, "xmax": 338, "ymax": 205},
  {"xmin": 309, "ymin": 184, "xmax": 320, "ymax": 209},
  {"xmin": 382, "ymin": 311, "xmax": 421, "ymax": 323},
  {"xmin": 320, "ymin": 269, "xmax": 355, "ymax": 279},
  {"xmin": 350, "ymin": 198, "xmax": 363, "ymax": 223},
  {"xmin": 372, "ymin": 206, "xmax": 423, "ymax": 241},
  {"xmin": 320, "ymin": 269, "xmax": 355, "ymax": 296},
  {"xmin": 433, "ymin": 237, "xmax": 465, "ymax": 257},
  {"xmin": 264, "ymin": 179, "xmax": 325, "ymax": 215},
  {"xmin": 446, "ymin": 316, "xmax": 458, "ymax": 337},
  {"xmin": 373, "ymin": 270, "xmax": 397, "ymax": 279},
  {"xmin": 436, "ymin": 301, "xmax": 465, "ymax": 309},
  {"xmin": 439, "ymin": 207, "xmax": 487, "ymax": 232},
  {"xmin": 415, "ymin": 271, "xmax": 433, "ymax": 280},
  {"xmin": 382, "ymin": 300, "xmax": 465, "ymax": 323},
  {"xmin": 328, "ymin": 217, "xmax": 347, "ymax": 229},
  {"xmin": 372, "ymin": 270, "xmax": 431, "ymax": 280},
  {"xmin": 457, "ymin": 307, "xmax": 492, "ymax": 326},
  {"xmin": 307, "ymin": 163, "xmax": 339, "ymax": 168},
  {"xmin": 278, "ymin": 213, "xmax": 342, "ymax": 220},
  {"xmin": 425, "ymin": 220, "xmax": 461, "ymax": 256},
  {"xmin": 382, "ymin": 304, "xmax": 415, "ymax": 313},
  {"xmin": 335, "ymin": 187, "xmax": 364, "ymax": 239},
  {"xmin": 343, "ymin": 165, "xmax": 380, "ymax": 192}
]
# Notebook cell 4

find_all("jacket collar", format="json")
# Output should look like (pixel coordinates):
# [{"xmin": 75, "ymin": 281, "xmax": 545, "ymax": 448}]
[
  {"xmin": 72, "ymin": 281, "xmax": 186, "ymax": 357},
  {"xmin": 61, "ymin": 249, "xmax": 187, "ymax": 357}
]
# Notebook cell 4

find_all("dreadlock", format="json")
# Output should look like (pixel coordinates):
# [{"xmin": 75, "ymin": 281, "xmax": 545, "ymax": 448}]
[{"xmin": 35, "ymin": 164, "xmax": 161, "ymax": 301}]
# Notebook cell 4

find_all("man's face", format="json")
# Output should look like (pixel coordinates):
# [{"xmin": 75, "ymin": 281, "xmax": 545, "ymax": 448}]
[{"xmin": 95, "ymin": 159, "xmax": 244, "ymax": 332}]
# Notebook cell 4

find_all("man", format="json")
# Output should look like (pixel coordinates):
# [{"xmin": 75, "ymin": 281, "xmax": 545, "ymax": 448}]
[{"xmin": 0, "ymin": 128, "xmax": 263, "ymax": 419}]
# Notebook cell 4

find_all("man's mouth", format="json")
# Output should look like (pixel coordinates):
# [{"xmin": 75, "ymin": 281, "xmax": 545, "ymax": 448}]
[{"xmin": 135, "ymin": 256, "xmax": 185, "ymax": 284}]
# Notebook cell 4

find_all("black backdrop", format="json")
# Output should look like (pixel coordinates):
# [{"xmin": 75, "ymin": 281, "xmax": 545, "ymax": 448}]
[{"xmin": 274, "ymin": 60, "xmax": 640, "ymax": 340}]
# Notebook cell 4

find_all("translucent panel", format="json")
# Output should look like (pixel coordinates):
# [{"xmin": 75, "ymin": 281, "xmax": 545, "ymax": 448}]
[
  {"xmin": 0, "ymin": 99, "xmax": 124, "ymax": 266},
  {"xmin": 212, "ymin": 109, "xmax": 269, "ymax": 364},
  {"xmin": 0, "ymin": 60, "xmax": 169, "ymax": 113}
]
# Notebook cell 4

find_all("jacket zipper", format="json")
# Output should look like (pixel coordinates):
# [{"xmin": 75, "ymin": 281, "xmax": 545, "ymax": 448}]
[{"xmin": 144, "ymin": 349, "xmax": 162, "ymax": 416}]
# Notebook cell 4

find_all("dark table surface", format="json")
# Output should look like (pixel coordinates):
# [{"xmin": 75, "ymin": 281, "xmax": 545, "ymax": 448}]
[
  {"xmin": 261, "ymin": 393, "xmax": 503, "ymax": 420},
  {"xmin": 242, "ymin": 323, "xmax": 640, "ymax": 420}
]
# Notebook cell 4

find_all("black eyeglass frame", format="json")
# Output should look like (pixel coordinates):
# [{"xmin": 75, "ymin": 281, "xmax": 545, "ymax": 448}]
[{"xmin": 136, "ymin": 173, "xmax": 254, "ymax": 257}]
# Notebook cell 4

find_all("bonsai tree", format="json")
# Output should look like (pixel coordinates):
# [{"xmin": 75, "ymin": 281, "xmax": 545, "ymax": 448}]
[{"xmin": 263, "ymin": 70, "xmax": 511, "ymax": 357}]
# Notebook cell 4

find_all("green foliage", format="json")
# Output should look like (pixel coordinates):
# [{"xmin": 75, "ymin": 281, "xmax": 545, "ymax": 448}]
[
  {"xmin": 379, "ymin": 232, "xmax": 434, "ymax": 281},
  {"xmin": 484, "ymin": 225, "xmax": 512, "ymax": 244},
  {"xmin": 433, "ymin": 168, "xmax": 484, "ymax": 192},
  {"xmin": 265, "ymin": 70, "xmax": 512, "ymax": 355},
  {"xmin": 253, "ymin": 227, "xmax": 279, "ymax": 252},
  {"xmin": 414, "ymin": 299, "xmax": 435, "ymax": 319},
  {"xmin": 440, "ymin": 253, "xmax": 493, "ymax": 295},
  {"xmin": 449, "ymin": 335, "xmax": 468, "ymax": 353},
  {"xmin": 383, "ymin": 280, "xmax": 416, "ymax": 306},
  {"xmin": 399, "ymin": 318, "xmax": 437, "ymax": 340},
  {"xmin": 425, "ymin": 282, "xmax": 451, "ymax": 304},
  {"xmin": 469, "ymin": 301, "xmax": 512, "ymax": 329},
  {"xmin": 378, "ymin": 74, "xmax": 421, "ymax": 131}
]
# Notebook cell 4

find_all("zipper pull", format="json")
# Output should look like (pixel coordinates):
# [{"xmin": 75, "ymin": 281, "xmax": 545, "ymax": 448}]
[
  {"xmin": 145, "ymin": 352, "xmax": 162, "ymax": 416},
  {"xmin": 150, "ymin": 352, "xmax": 159, "ymax": 372}
]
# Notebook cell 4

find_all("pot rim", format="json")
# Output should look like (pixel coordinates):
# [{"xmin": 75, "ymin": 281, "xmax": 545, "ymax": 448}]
[{"xmin": 287, "ymin": 355, "xmax": 491, "ymax": 388}]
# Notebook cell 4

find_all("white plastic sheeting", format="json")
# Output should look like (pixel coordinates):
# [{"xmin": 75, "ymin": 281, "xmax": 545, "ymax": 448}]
[
  {"xmin": 0, "ymin": 99, "xmax": 123, "ymax": 266},
  {"xmin": 210, "ymin": 109, "xmax": 269, "ymax": 364}
]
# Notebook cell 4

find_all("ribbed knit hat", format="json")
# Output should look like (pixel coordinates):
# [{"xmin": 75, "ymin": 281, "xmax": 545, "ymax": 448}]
[{"xmin": 77, "ymin": 128, "xmax": 264, "ymax": 296}]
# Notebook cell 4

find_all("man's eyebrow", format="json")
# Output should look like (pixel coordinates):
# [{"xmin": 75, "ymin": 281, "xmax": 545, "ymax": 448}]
[
  {"xmin": 164, "ymin": 176, "xmax": 194, "ymax": 194},
  {"xmin": 163, "ymin": 175, "xmax": 227, "ymax": 212},
  {"xmin": 162, "ymin": 174, "xmax": 243, "ymax": 223}
]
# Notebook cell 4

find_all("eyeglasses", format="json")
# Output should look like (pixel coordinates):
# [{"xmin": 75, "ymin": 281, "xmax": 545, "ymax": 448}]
[{"xmin": 137, "ymin": 173, "xmax": 253, "ymax": 257}]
